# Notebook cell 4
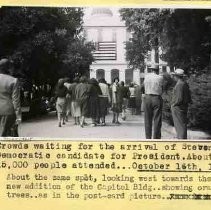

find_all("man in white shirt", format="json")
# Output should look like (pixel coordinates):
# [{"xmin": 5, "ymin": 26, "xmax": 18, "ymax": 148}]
[{"xmin": 143, "ymin": 64, "xmax": 163, "ymax": 139}]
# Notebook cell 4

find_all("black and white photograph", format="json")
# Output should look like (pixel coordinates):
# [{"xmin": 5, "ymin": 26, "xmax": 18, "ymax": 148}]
[{"xmin": 0, "ymin": 6, "xmax": 211, "ymax": 139}]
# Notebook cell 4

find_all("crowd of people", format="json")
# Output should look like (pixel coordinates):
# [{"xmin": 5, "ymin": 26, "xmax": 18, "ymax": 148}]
[
  {"xmin": 54, "ymin": 76, "xmax": 143, "ymax": 128},
  {"xmin": 49, "ymin": 64, "xmax": 193, "ymax": 140},
  {"xmin": 0, "ymin": 58, "xmax": 192, "ymax": 139},
  {"xmin": 20, "ymin": 84, "xmax": 54, "ymax": 117}
]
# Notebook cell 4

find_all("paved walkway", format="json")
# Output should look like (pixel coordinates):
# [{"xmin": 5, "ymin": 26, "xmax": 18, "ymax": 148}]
[
  {"xmin": 163, "ymin": 121, "xmax": 211, "ymax": 140},
  {"xmin": 19, "ymin": 111, "xmax": 211, "ymax": 140}
]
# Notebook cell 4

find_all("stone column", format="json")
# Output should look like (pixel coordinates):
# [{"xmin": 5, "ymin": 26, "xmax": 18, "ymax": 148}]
[
  {"xmin": 133, "ymin": 69, "xmax": 141, "ymax": 85},
  {"xmin": 105, "ymin": 70, "xmax": 111, "ymax": 84},
  {"xmin": 119, "ymin": 69, "xmax": 125, "ymax": 83},
  {"xmin": 90, "ymin": 68, "xmax": 96, "ymax": 79}
]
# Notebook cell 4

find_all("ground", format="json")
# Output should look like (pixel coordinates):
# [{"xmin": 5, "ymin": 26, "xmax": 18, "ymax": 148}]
[{"xmin": 19, "ymin": 111, "xmax": 210, "ymax": 140}]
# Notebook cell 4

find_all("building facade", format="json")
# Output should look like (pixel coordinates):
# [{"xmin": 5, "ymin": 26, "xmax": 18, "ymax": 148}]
[{"xmin": 83, "ymin": 8, "xmax": 141, "ymax": 85}]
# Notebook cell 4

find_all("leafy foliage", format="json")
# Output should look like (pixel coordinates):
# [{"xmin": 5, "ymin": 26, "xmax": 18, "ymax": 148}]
[
  {"xmin": 120, "ymin": 9, "xmax": 211, "ymax": 74},
  {"xmin": 162, "ymin": 72, "xmax": 211, "ymax": 132},
  {"xmin": 61, "ymin": 37, "xmax": 95, "ymax": 79},
  {"xmin": 0, "ymin": 7, "xmax": 94, "ymax": 86},
  {"xmin": 160, "ymin": 9, "xmax": 211, "ymax": 74},
  {"xmin": 188, "ymin": 72, "xmax": 211, "ymax": 132},
  {"xmin": 120, "ymin": 8, "xmax": 171, "ymax": 70},
  {"xmin": 120, "ymin": 9, "xmax": 211, "ymax": 131}
]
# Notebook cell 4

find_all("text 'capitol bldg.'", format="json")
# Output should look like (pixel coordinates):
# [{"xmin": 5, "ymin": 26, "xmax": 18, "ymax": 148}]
[{"xmin": 83, "ymin": 8, "xmax": 142, "ymax": 85}]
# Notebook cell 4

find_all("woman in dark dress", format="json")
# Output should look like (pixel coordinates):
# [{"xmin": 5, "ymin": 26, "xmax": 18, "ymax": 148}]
[{"xmin": 88, "ymin": 78, "xmax": 102, "ymax": 126}]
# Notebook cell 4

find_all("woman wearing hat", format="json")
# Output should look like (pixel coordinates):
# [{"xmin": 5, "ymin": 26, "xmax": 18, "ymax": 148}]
[{"xmin": 171, "ymin": 69, "xmax": 192, "ymax": 139}]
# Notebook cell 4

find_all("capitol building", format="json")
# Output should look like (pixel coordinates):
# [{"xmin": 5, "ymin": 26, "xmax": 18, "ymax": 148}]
[{"xmin": 83, "ymin": 7, "xmax": 142, "ymax": 85}]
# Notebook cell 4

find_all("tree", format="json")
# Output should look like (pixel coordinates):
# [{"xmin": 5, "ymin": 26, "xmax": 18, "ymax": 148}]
[
  {"xmin": 120, "ymin": 8, "xmax": 171, "ymax": 70},
  {"xmin": 0, "ymin": 7, "xmax": 94, "ymax": 86},
  {"xmin": 120, "ymin": 9, "xmax": 211, "ymax": 131},
  {"xmin": 120, "ymin": 9, "xmax": 211, "ymax": 74},
  {"xmin": 160, "ymin": 9, "xmax": 211, "ymax": 74},
  {"xmin": 61, "ymin": 36, "xmax": 95, "ymax": 79}
]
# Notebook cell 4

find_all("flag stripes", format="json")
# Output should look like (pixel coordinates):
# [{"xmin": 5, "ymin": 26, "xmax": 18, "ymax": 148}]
[{"xmin": 93, "ymin": 42, "xmax": 116, "ymax": 60}]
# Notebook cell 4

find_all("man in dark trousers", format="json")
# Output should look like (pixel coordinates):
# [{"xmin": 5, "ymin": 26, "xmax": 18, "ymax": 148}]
[
  {"xmin": 0, "ymin": 58, "xmax": 21, "ymax": 136},
  {"xmin": 171, "ymin": 69, "xmax": 191, "ymax": 139},
  {"xmin": 143, "ymin": 64, "xmax": 163, "ymax": 139}
]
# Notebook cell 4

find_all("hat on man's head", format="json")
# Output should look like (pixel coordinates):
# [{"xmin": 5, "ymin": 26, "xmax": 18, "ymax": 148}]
[
  {"xmin": 0, "ymin": 58, "xmax": 10, "ymax": 74},
  {"xmin": 172, "ymin": 68, "xmax": 185, "ymax": 76},
  {"xmin": 148, "ymin": 63, "xmax": 159, "ymax": 70},
  {"xmin": 0, "ymin": 58, "xmax": 9, "ymax": 66}
]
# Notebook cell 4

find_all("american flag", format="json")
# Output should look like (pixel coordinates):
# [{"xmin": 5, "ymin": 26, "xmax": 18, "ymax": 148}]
[{"xmin": 93, "ymin": 42, "xmax": 117, "ymax": 60}]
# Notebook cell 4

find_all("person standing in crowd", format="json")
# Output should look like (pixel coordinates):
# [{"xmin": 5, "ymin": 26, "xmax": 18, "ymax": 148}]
[
  {"xmin": 143, "ymin": 64, "xmax": 163, "ymax": 139},
  {"xmin": 64, "ymin": 78, "xmax": 72, "ymax": 122},
  {"xmin": 119, "ymin": 81, "xmax": 130, "ymax": 121},
  {"xmin": 0, "ymin": 58, "xmax": 21, "ymax": 136},
  {"xmin": 30, "ymin": 84, "xmax": 41, "ymax": 117},
  {"xmin": 75, "ymin": 76, "xmax": 90, "ymax": 128},
  {"xmin": 69, "ymin": 77, "xmax": 81, "ymax": 125},
  {"xmin": 111, "ymin": 77, "xmax": 121, "ymax": 124},
  {"xmin": 128, "ymin": 83, "xmax": 136, "ymax": 115},
  {"xmin": 171, "ymin": 69, "xmax": 192, "ymax": 139},
  {"xmin": 98, "ymin": 78, "xmax": 111, "ymax": 126},
  {"xmin": 55, "ymin": 78, "xmax": 67, "ymax": 127},
  {"xmin": 88, "ymin": 78, "xmax": 102, "ymax": 126},
  {"xmin": 135, "ymin": 83, "xmax": 142, "ymax": 115}
]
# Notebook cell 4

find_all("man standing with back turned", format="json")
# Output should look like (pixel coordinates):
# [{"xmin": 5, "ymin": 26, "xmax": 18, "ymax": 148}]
[
  {"xmin": 143, "ymin": 64, "xmax": 163, "ymax": 139},
  {"xmin": 0, "ymin": 58, "xmax": 21, "ymax": 136}
]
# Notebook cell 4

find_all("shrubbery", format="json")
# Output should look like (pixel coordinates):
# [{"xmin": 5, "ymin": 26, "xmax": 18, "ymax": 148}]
[
  {"xmin": 162, "ymin": 73, "xmax": 175, "ymax": 125},
  {"xmin": 162, "ymin": 72, "xmax": 211, "ymax": 133},
  {"xmin": 162, "ymin": 88, "xmax": 173, "ymax": 126},
  {"xmin": 188, "ymin": 73, "xmax": 211, "ymax": 132}
]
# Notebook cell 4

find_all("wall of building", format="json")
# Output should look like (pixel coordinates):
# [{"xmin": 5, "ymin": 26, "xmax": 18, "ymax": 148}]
[{"xmin": 83, "ymin": 8, "xmax": 141, "ymax": 85}]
